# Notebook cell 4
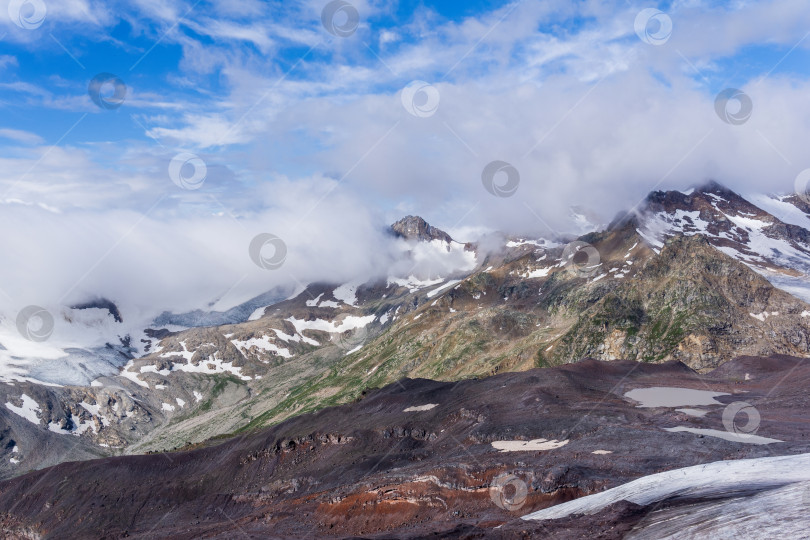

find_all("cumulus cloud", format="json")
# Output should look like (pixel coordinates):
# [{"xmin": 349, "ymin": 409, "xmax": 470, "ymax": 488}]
[
  {"xmin": 1, "ymin": 0, "xmax": 810, "ymax": 322},
  {"xmin": 0, "ymin": 174, "xmax": 410, "ymax": 322},
  {"xmin": 121, "ymin": 0, "xmax": 810, "ymax": 238},
  {"xmin": 0, "ymin": 128, "xmax": 44, "ymax": 145},
  {"xmin": 231, "ymin": 68, "xmax": 810, "ymax": 236}
]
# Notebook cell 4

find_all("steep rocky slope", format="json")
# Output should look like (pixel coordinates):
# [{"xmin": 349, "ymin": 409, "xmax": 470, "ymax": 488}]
[
  {"xmin": 635, "ymin": 181, "xmax": 810, "ymax": 299},
  {"xmin": 0, "ymin": 355, "xmax": 808, "ymax": 538},
  {"xmin": 225, "ymin": 226, "xmax": 810, "ymax": 436}
]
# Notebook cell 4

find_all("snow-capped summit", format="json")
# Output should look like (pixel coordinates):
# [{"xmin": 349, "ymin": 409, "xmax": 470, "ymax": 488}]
[{"xmin": 630, "ymin": 180, "xmax": 810, "ymax": 301}]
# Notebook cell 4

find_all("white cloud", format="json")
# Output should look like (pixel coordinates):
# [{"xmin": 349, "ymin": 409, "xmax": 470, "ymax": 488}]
[
  {"xmin": 130, "ymin": 0, "xmax": 810, "ymax": 237},
  {"xmin": 0, "ymin": 128, "xmax": 44, "ymax": 145},
  {"xmin": 0, "ymin": 173, "xmax": 408, "ymax": 321},
  {"xmin": 0, "ymin": 0, "xmax": 112, "ymax": 36},
  {"xmin": 184, "ymin": 18, "xmax": 276, "ymax": 53}
]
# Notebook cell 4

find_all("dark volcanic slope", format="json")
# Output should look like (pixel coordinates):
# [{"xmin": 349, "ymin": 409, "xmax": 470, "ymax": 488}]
[{"xmin": 1, "ymin": 356, "xmax": 810, "ymax": 539}]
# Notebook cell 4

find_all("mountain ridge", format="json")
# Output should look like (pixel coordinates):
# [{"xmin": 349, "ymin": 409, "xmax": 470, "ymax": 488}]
[{"xmin": 1, "ymin": 182, "xmax": 810, "ymax": 482}]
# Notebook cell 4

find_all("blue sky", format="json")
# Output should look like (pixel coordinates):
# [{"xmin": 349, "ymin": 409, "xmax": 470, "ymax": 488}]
[
  {"xmin": 1, "ymin": 0, "xmax": 810, "ymax": 315},
  {"xmin": 3, "ymin": 1, "xmax": 808, "ymax": 153}
]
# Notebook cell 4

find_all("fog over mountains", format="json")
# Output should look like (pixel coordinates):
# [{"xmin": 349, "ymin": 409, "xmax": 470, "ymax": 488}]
[{"xmin": 3, "ymin": 0, "xmax": 810, "ymax": 537}]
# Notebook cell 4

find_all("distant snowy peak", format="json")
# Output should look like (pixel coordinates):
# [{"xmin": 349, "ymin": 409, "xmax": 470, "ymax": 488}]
[
  {"xmin": 0, "ymin": 303, "xmax": 139, "ymax": 387},
  {"xmin": 642, "ymin": 180, "xmax": 772, "ymax": 226},
  {"xmin": 632, "ymin": 180, "xmax": 810, "ymax": 301},
  {"xmin": 390, "ymin": 216, "xmax": 454, "ymax": 244},
  {"xmin": 635, "ymin": 181, "xmax": 810, "ymax": 265},
  {"xmin": 384, "ymin": 216, "xmax": 479, "ymax": 292},
  {"xmin": 153, "ymin": 287, "xmax": 291, "ymax": 329}
]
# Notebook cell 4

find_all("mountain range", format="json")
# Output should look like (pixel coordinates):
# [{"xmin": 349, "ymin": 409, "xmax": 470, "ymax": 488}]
[{"xmin": 1, "ymin": 181, "xmax": 810, "ymax": 537}]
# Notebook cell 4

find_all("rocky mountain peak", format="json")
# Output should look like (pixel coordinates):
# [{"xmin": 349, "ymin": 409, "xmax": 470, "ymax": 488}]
[
  {"xmin": 694, "ymin": 179, "xmax": 736, "ymax": 197},
  {"xmin": 644, "ymin": 180, "xmax": 751, "ymax": 212},
  {"xmin": 390, "ymin": 216, "xmax": 453, "ymax": 243},
  {"xmin": 70, "ymin": 297, "xmax": 123, "ymax": 323},
  {"xmin": 626, "ymin": 179, "xmax": 810, "ymax": 297},
  {"xmin": 608, "ymin": 181, "xmax": 745, "ymax": 233}
]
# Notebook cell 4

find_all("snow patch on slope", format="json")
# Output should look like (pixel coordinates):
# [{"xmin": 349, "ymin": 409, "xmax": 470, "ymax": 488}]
[
  {"xmin": 231, "ymin": 336, "xmax": 292, "ymax": 359},
  {"xmin": 492, "ymin": 438, "xmax": 569, "ymax": 452},
  {"xmin": 333, "ymin": 282, "xmax": 362, "ymax": 306},
  {"xmin": 748, "ymin": 194, "xmax": 810, "ymax": 231},
  {"xmin": 286, "ymin": 315, "xmax": 375, "ymax": 335},
  {"xmin": 426, "ymin": 280, "xmax": 461, "ymax": 298},
  {"xmin": 524, "ymin": 453, "xmax": 810, "ymax": 522},
  {"xmin": 5, "ymin": 394, "xmax": 41, "ymax": 425},
  {"xmin": 388, "ymin": 275, "xmax": 444, "ymax": 292}
]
